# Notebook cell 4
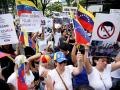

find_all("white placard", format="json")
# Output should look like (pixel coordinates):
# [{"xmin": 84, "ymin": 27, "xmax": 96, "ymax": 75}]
[
  {"xmin": 45, "ymin": 18, "xmax": 53, "ymax": 28},
  {"xmin": 52, "ymin": 11, "xmax": 60, "ymax": 17},
  {"xmin": 20, "ymin": 13, "xmax": 41, "ymax": 32},
  {"xmin": 32, "ymin": 11, "xmax": 43, "ymax": 16},
  {"xmin": 87, "ymin": 5, "xmax": 103, "ymax": 12},
  {"xmin": 91, "ymin": 13, "xmax": 120, "ymax": 43},
  {"xmin": 63, "ymin": 6, "xmax": 77, "ymax": 15},
  {"xmin": 0, "ymin": 14, "xmax": 18, "ymax": 45},
  {"xmin": 41, "ymin": 17, "xmax": 53, "ymax": 28},
  {"xmin": 110, "ymin": 9, "xmax": 120, "ymax": 13}
]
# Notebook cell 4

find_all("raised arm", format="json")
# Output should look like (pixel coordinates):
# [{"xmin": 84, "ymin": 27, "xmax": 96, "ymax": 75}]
[
  {"xmin": 111, "ymin": 55, "xmax": 120, "ymax": 71},
  {"xmin": 71, "ymin": 43, "xmax": 77, "ymax": 65},
  {"xmin": 27, "ymin": 53, "xmax": 41, "ymax": 72},
  {"xmin": 84, "ymin": 45, "xmax": 92, "ymax": 74},
  {"xmin": 31, "ymin": 32, "xmax": 38, "ymax": 42},
  {"xmin": 72, "ymin": 50, "xmax": 84, "ymax": 75},
  {"xmin": 27, "ymin": 53, "xmax": 41, "ymax": 62}
]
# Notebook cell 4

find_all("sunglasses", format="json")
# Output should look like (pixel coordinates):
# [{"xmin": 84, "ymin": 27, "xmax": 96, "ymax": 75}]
[
  {"xmin": 34, "ymin": 61, "xmax": 39, "ymax": 64},
  {"xmin": 59, "ymin": 60, "xmax": 67, "ymax": 64}
]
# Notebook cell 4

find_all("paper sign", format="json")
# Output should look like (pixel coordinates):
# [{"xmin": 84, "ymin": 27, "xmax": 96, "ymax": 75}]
[
  {"xmin": 0, "ymin": 14, "xmax": 18, "ymax": 45},
  {"xmin": 91, "ymin": 13, "xmax": 120, "ymax": 43},
  {"xmin": 20, "ymin": 13, "xmax": 41, "ymax": 32}
]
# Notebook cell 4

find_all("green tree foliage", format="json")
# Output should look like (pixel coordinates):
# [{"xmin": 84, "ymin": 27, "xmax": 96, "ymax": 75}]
[
  {"xmin": 45, "ymin": 2, "xmax": 62, "ymax": 17},
  {"xmin": 0, "ymin": 0, "xmax": 15, "ymax": 14},
  {"xmin": 47, "ymin": 2, "xmax": 62, "ymax": 12},
  {"xmin": 66, "ymin": 0, "xmax": 70, "ymax": 6},
  {"xmin": 70, "ymin": 0, "xmax": 87, "ymax": 7}
]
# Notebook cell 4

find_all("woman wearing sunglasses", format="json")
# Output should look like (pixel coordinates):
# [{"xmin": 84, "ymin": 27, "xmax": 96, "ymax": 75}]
[{"xmin": 46, "ymin": 51, "xmax": 84, "ymax": 90}]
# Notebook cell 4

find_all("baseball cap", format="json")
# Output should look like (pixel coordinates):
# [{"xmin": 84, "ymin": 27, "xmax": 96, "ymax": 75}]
[
  {"xmin": 15, "ymin": 55, "xmax": 28, "ymax": 65},
  {"xmin": 54, "ymin": 51, "xmax": 67, "ymax": 63}
]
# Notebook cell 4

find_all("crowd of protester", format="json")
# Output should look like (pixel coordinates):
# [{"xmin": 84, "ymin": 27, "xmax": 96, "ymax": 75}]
[{"xmin": 0, "ymin": 21, "xmax": 120, "ymax": 90}]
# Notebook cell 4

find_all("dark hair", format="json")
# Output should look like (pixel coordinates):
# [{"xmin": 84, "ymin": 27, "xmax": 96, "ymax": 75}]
[
  {"xmin": 0, "ymin": 79, "xmax": 10, "ymax": 90},
  {"xmin": 113, "ymin": 43, "xmax": 119, "ymax": 50},
  {"xmin": 1, "ymin": 44, "xmax": 15, "ymax": 54},
  {"xmin": 78, "ymin": 85, "xmax": 94, "ymax": 90},
  {"xmin": 8, "ymin": 83, "xmax": 16, "ymax": 90},
  {"xmin": 24, "ymin": 46, "xmax": 35, "ymax": 58},
  {"xmin": 61, "ymin": 29, "xmax": 67, "ymax": 34},
  {"xmin": 59, "ymin": 43, "xmax": 69, "ymax": 52},
  {"xmin": 47, "ymin": 47, "xmax": 54, "ymax": 53},
  {"xmin": 92, "ymin": 56, "xmax": 108, "ymax": 66}
]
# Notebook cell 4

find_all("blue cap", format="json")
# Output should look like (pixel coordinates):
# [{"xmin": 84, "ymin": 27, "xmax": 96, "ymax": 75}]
[{"xmin": 54, "ymin": 51, "xmax": 67, "ymax": 63}]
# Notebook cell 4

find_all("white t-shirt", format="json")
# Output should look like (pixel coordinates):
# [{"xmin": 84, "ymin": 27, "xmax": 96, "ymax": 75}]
[
  {"xmin": 54, "ymin": 32, "xmax": 61, "ymax": 47},
  {"xmin": 111, "ymin": 62, "xmax": 120, "ymax": 78},
  {"xmin": 88, "ymin": 64, "xmax": 112, "ymax": 90},
  {"xmin": 48, "ymin": 65, "xmax": 74, "ymax": 90},
  {"xmin": 7, "ymin": 70, "xmax": 34, "ymax": 90}
]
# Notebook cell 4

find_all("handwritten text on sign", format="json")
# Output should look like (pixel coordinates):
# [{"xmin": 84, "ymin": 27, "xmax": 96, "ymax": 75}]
[
  {"xmin": 0, "ymin": 14, "xmax": 18, "ymax": 45},
  {"xmin": 20, "ymin": 13, "xmax": 41, "ymax": 32}
]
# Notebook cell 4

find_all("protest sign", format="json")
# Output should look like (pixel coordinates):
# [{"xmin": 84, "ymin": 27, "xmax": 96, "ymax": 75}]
[
  {"xmin": 90, "ymin": 13, "xmax": 120, "ymax": 57},
  {"xmin": 110, "ymin": 9, "xmax": 120, "ymax": 13},
  {"xmin": 44, "ymin": 18, "xmax": 53, "ymax": 28},
  {"xmin": 0, "ymin": 14, "xmax": 18, "ymax": 45},
  {"xmin": 91, "ymin": 13, "xmax": 120, "ymax": 42},
  {"xmin": 20, "ymin": 13, "xmax": 41, "ymax": 32},
  {"xmin": 63, "ymin": 6, "xmax": 77, "ymax": 15},
  {"xmin": 87, "ymin": 5, "xmax": 103, "ymax": 12},
  {"xmin": 110, "ymin": 9, "xmax": 120, "ymax": 44}
]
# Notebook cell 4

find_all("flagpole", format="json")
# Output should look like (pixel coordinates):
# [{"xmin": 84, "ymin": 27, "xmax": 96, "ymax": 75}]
[{"xmin": 86, "ymin": 0, "xmax": 88, "ymax": 10}]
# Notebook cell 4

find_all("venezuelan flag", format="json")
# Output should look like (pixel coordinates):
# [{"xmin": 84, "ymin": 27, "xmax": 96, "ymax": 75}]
[
  {"xmin": 19, "ymin": 31, "xmax": 28, "ymax": 47},
  {"xmin": 73, "ymin": 19, "xmax": 90, "ymax": 44},
  {"xmin": 23, "ymin": 30, "xmax": 29, "ymax": 46},
  {"xmin": 28, "ymin": 36, "xmax": 35, "ymax": 49},
  {"xmin": 19, "ymin": 31, "xmax": 24, "ymax": 45},
  {"xmin": 16, "ymin": 0, "xmax": 38, "ymax": 16},
  {"xmin": 35, "ymin": 41, "xmax": 39, "ymax": 54},
  {"xmin": 18, "ymin": 63, "xmax": 28, "ymax": 90},
  {"xmin": 19, "ymin": 31, "xmax": 35, "ymax": 48},
  {"xmin": 76, "ymin": 4, "xmax": 95, "ymax": 32}
]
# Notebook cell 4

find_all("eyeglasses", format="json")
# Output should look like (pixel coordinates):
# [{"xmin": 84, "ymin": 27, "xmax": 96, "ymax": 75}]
[
  {"xmin": 59, "ymin": 60, "xmax": 67, "ymax": 64},
  {"xmin": 34, "ymin": 61, "xmax": 39, "ymax": 64}
]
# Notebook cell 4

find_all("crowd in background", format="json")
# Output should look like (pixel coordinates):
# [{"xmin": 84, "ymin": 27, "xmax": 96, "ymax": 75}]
[{"xmin": 0, "ymin": 20, "xmax": 120, "ymax": 90}]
